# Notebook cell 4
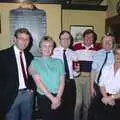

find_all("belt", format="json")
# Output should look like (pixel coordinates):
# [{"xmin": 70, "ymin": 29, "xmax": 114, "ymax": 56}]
[
  {"xmin": 19, "ymin": 88, "xmax": 28, "ymax": 91},
  {"xmin": 65, "ymin": 78, "xmax": 74, "ymax": 82},
  {"xmin": 80, "ymin": 72, "xmax": 90, "ymax": 77}
]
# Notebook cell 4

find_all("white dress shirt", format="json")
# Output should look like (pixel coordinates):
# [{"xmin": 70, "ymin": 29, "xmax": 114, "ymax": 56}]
[
  {"xmin": 14, "ymin": 45, "xmax": 27, "ymax": 89},
  {"xmin": 52, "ymin": 46, "xmax": 78, "ymax": 79},
  {"xmin": 99, "ymin": 64, "xmax": 120, "ymax": 94}
]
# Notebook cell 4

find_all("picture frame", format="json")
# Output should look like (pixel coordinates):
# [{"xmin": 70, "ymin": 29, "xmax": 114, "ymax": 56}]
[
  {"xmin": 0, "ymin": 16, "xmax": 1, "ymax": 34},
  {"xmin": 70, "ymin": 25, "xmax": 94, "ymax": 43}
]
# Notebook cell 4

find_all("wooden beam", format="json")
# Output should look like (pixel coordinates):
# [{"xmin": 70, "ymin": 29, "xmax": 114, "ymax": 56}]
[
  {"xmin": 62, "ymin": 4, "xmax": 108, "ymax": 11},
  {"xmin": 96, "ymin": 0, "xmax": 104, "ymax": 5}
]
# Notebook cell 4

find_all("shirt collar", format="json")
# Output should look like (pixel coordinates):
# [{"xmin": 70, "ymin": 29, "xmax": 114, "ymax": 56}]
[
  {"xmin": 14, "ymin": 45, "xmax": 21, "ymax": 54},
  {"xmin": 60, "ymin": 46, "xmax": 70, "ymax": 52},
  {"xmin": 81, "ymin": 43, "xmax": 94, "ymax": 49},
  {"xmin": 102, "ymin": 49, "xmax": 113, "ymax": 53}
]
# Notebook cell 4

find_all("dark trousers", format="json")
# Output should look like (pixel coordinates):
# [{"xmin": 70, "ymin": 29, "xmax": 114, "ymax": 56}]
[
  {"xmin": 99, "ymin": 94, "xmax": 120, "ymax": 120},
  {"xmin": 87, "ymin": 83, "xmax": 102, "ymax": 120},
  {"xmin": 61, "ymin": 79, "xmax": 76, "ymax": 120},
  {"xmin": 0, "ymin": 111, "xmax": 5, "ymax": 120},
  {"xmin": 88, "ymin": 83, "xmax": 120, "ymax": 120},
  {"xmin": 87, "ymin": 95, "xmax": 103, "ymax": 120},
  {"xmin": 37, "ymin": 93, "xmax": 62, "ymax": 120},
  {"xmin": 89, "ymin": 98, "xmax": 120, "ymax": 120}
]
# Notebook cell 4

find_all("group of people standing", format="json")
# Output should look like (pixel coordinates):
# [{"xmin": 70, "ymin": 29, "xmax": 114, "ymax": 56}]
[{"xmin": 0, "ymin": 27, "xmax": 120, "ymax": 120}]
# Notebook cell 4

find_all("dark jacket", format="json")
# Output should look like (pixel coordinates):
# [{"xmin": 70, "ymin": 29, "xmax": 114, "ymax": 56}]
[{"xmin": 0, "ymin": 46, "xmax": 35, "ymax": 118}]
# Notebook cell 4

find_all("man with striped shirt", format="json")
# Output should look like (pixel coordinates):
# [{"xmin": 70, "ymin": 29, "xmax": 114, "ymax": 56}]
[{"xmin": 73, "ymin": 29, "xmax": 99, "ymax": 120}]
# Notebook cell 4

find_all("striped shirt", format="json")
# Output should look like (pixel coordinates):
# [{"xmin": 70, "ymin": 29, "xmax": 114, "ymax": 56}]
[{"xmin": 73, "ymin": 43, "xmax": 99, "ymax": 72}]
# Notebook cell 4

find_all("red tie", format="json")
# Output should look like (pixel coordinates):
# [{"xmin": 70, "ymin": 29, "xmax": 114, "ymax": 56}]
[{"xmin": 20, "ymin": 52, "xmax": 28, "ymax": 86}]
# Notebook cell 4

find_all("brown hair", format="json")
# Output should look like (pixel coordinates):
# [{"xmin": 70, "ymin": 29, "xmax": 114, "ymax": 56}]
[
  {"xmin": 83, "ymin": 29, "xmax": 97, "ymax": 44},
  {"xmin": 59, "ymin": 30, "xmax": 73, "ymax": 48}
]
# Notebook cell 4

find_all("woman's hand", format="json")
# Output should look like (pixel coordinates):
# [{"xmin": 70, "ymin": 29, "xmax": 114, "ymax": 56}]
[
  {"xmin": 101, "ymin": 96, "xmax": 115, "ymax": 106},
  {"xmin": 101, "ymin": 97, "xmax": 108, "ymax": 105},
  {"xmin": 51, "ymin": 96, "xmax": 61, "ymax": 110},
  {"xmin": 108, "ymin": 99, "xmax": 115, "ymax": 106}
]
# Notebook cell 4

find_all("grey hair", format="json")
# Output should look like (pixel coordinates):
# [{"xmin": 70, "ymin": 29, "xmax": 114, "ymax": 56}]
[{"xmin": 101, "ymin": 33, "xmax": 116, "ymax": 49}]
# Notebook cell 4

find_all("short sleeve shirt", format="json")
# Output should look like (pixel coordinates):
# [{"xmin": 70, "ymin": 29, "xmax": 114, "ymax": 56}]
[
  {"xmin": 99, "ymin": 65, "xmax": 120, "ymax": 94},
  {"xmin": 30, "ymin": 57, "xmax": 65, "ymax": 95},
  {"xmin": 92, "ymin": 49, "xmax": 114, "ymax": 72}
]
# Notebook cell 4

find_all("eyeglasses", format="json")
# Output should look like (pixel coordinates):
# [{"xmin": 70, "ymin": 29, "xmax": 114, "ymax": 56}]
[
  {"xmin": 60, "ymin": 38, "xmax": 70, "ymax": 41},
  {"xmin": 105, "ymin": 33, "xmax": 114, "ymax": 36}
]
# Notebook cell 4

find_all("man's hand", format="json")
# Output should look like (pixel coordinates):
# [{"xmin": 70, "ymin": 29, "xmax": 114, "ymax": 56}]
[{"xmin": 90, "ymin": 86, "xmax": 95, "ymax": 97}]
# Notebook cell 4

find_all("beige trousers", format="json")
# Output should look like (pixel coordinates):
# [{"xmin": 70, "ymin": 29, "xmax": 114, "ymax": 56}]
[{"xmin": 74, "ymin": 75, "xmax": 90, "ymax": 120}]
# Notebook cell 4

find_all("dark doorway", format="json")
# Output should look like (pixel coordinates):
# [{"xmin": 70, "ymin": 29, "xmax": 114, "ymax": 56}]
[{"xmin": 106, "ymin": 15, "xmax": 120, "ymax": 44}]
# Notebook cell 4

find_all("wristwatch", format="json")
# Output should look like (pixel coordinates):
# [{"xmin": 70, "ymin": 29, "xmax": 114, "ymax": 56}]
[{"xmin": 111, "ymin": 94, "xmax": 115, "ymax": 99}]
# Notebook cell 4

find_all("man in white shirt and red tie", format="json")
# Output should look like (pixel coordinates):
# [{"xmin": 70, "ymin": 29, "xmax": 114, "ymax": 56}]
[
  {"xmin": 73, "ymin": 29, "xmax": 99, "ymax": 120},
  {"xmin": 0, "ymin": 28, "xmax": 35, "ymax": 120}
]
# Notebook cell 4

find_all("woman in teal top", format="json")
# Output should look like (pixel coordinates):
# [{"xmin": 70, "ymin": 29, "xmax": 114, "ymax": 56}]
[{"xmin": 29, "ymin": 36, "xmax": 65, "ymax": 120}]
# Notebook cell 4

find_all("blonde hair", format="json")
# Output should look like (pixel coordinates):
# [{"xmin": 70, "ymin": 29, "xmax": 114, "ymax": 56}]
[
  {"xmin": 38, "ymin": 36, "xmax": 55, "ymax": 56},
  {"xmin": 39, "ymin": 36, "xmax": 55, "ymax": 49},
  {"xmin": 101, "ymin": 33, "xmax": 115, "ymax": 48}
]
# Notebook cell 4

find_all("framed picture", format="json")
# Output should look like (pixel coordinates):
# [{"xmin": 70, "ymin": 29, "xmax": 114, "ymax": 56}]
[
  {"xmin": 70, "ymin": 25, "xmax": 94, "ymax": 43},
  {"xmin": 0, "ymin": 16, "xmax": 1, "ymax": 33},
  {"xmin": 10, "ymin": 8, "xmax": 46, "ymax": 57}
]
